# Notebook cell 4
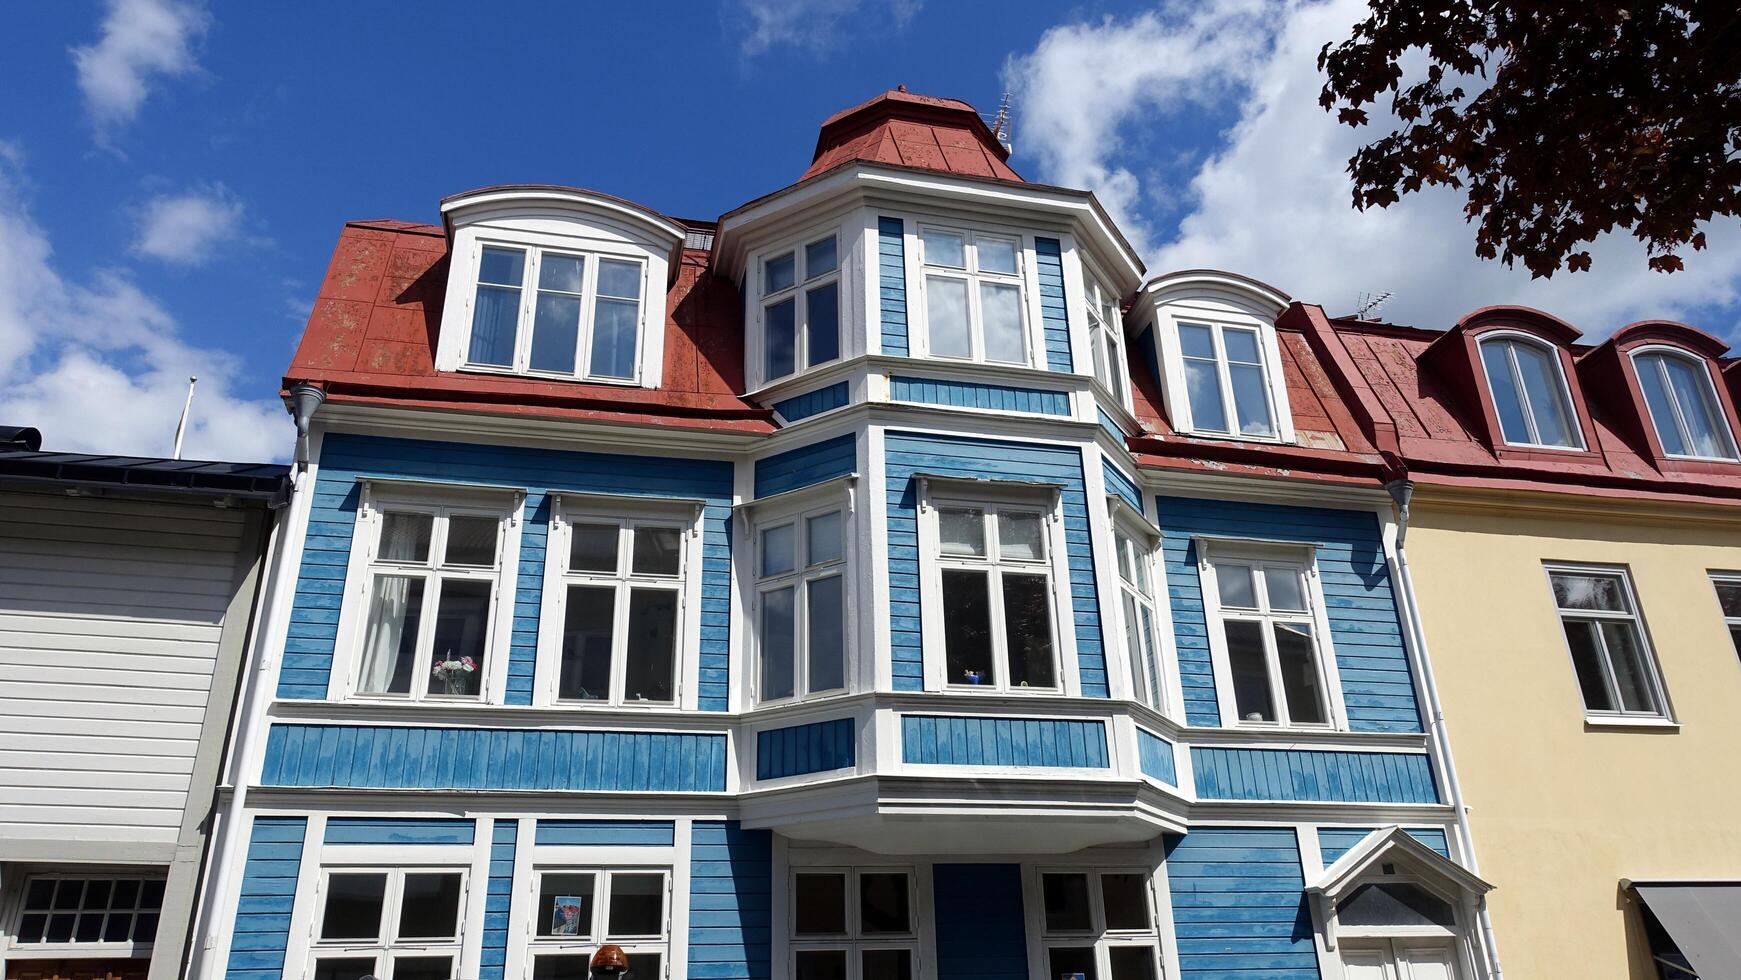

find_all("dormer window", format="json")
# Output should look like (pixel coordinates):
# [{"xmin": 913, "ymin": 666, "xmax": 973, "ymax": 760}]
[
  {"xmin": 1140, "ymin": 271, "xmax": 1295, "ymax": 444},
  {"xmin": 1631, "ymin": 348, "xmax": 1738, "ymax": 460},
  {"xmin": 1477, "ymin": 334, "xmax": 1581, "ymax": 449},
  {"xmin": 919, "ymin": 226, "xmax": 1027, "ymax": 364},
  {"xmin": 464, "ymin": 244, "xmax": 645, "ymax": 382},
  {"xmin": 761, "ymin": 234, "xmax": 841, "ymax": 383},
  {"xmin": 1180, "ymin": 321, "xmax": 1275, "ymax": 438}
]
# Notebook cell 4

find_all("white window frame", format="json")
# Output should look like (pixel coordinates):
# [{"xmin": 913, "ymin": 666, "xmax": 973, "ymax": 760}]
[
  {"xmin": 1084, "ymin": 268, "xmax": 1132, "ymax": 412},
  {"xmin": 459, "ymin": 239, "xmax": 650, "ymax": 384},
  {"xmin": 753, "ymin": 499, "xmax": 852, "ymax": 707},
  {"xmin": 916, "ymin": 481, "xmax": 1074, "ymax": 694},
  {"xmin": 536, "ymin": 495, "xmax": 705, "ymax": 709},
  {"xmin": 1476, "ymin": 331, "xmax": 1585, "ymax": 451},
  {"xmin": 332, "ymin": 483, "xmax": 523, "ymax": 704},
  {"xmin": 4, "ymin": 871, "xmax": 166, "ymax": 961},
  {"xmin": 1198, "ymin": 539, "xmax": 1347, "ymax": 730},
  {"xmin": 1174, "ymin": 316, "xmax": 1282, "ymax": 440},
  {"xmin": 1629, "ymin": 345, "xmax": 1740, "ymax": 461},
  {"xmin": 786, "ymin": 866, "xmax": 920, "ymax": 980},
  {"xmin": 754, "ymin": 230, "xmax": 844, "ymax": 388},
  {"xmin": 1026, "ymin": 867, "xmax": 1165, "ymax": 980},
  {"xmin": 1544, "ymin": 563, "xmax": 1672, "ymax": 722},
  {"xmin": 1110, "ymin": 509, "xmax": 1167, "ymax": 713},
  {"xmin": 518, "ymin": 866, "xmax": 673, "ymax": 980},
  {"xmin": 1712, "ymin": 572, "xmax": 1741, "ymax": 667},
  {"xmin": 304, "ymin": 865, "xmax": 471, "ymax": 980},
  {"xmin": 912, "ymin": 222, "xmax": 1039, "ymax": 367}
]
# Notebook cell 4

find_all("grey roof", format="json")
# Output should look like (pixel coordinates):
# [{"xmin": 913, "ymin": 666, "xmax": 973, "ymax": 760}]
[{"xmin": 0, "ymin": 445, "xmax": 290, "ymax": 499}]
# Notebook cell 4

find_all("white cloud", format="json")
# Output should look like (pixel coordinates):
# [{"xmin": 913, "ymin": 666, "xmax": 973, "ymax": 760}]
[
  {"xmin": 70, "ymin": 0, "xmax": 208, "ymax": 131},
  {"xmin": 0, "ymin": 150, "xmax": 285, "ymax": 462},
  {"xmin": 132, "ymin": 183, "xmax": 250, "ymax": 265},
  {"xmin": 734, "ymin": 0, "xmax": 922, "ymax": 56},
  {"xmin": 1006, "ymin": 0, "xmax": 1741, "ymax": 339}
]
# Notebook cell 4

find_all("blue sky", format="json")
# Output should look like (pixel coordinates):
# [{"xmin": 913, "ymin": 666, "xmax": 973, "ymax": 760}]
[{"xmin": 5, "ymin": 0, "xmax": 1737, "ymax": 462}]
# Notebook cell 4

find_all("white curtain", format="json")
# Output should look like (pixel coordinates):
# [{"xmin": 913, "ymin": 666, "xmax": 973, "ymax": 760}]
[{"xmin": 359, "ymin": 575, "xmax": 414, "ymax": 693}]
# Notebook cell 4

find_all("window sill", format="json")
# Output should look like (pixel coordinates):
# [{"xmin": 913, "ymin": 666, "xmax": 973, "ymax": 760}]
[
  {"xmin": 451, "ymin": 363, "xmax": 643, "ymax": 388},
  {"xmin": 1583, "ymin": 715, "xmax": 1680, "ymax": 732}
]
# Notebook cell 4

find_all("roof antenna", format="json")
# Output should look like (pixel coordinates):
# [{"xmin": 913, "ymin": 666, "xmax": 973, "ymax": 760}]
[
  {"xmin": 172, "ymin": 376, "xmax": 197, "ymax": 460},
  {"xmin": 988, "ymin": 92, "xmax": 1014, "ymax": 154},
  {"xmin": 1354, "ymin": 291, "xmax": 1393, "ymax": 320}
]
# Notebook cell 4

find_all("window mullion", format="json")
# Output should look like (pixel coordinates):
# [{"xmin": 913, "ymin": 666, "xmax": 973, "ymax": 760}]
[
  {"xmin": 1258, "ymin": 612, "xmax": 1290, "ymax": 726},
  {"xmin": 611, "ymin": 577, "xmax": 632, "ymax": 705},
  {"xmin": 1659, "ymin": 359, "xmax": 1698, "ymax": 451},
  {"xmin": 1213, "ymin": 326, "xmax": 1239, "ymax": 433},
  {"xmin": 987, "ymin": 564, "xmax": 1010, "ymax": 689}
]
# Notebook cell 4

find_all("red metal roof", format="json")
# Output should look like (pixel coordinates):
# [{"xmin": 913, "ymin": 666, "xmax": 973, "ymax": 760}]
[{"xmin": 802, "ymin": 88, "xmax": 1021, "ymax": 183}]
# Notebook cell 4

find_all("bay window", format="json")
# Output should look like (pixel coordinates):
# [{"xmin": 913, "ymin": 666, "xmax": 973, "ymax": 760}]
[
  {"xmin": 1631, "ymin": 348, "xmax": 1738, "ymax": 460},
  {"xmin": 1085, "ymin": 275, "xmax": 1128, "ymax": 406},
  {"xmin": 919, "ymin": 226, "xmax": 1028, "ymax": 365},
  {"xmin": 1547, "ymin": 565, "xmax": 1669, "ymax": 720},
  {"xmin": 761, "ymin": 234, "xmax": 841, "ymax": 384},
  {"xmin": 1036, "ymin": 870, "xmax": 1163, "ymax": 980},
  {"xmin": 790, "ymin": 869, "xmax": 917, "ymax": 980},
  {"xmin": 307, "ymin": 868, "xmax": 466, "ymax": 980},
  {"xmin": 755, "ymin": 505, "xmax": 848, "ymax": 704},
  {"xmin": 464, "ymin": 243, "xmax": 646, "ymax": 383},
  {"xmin": 1478, "ymin": 334, "xmax": 1581, "ymax": 449},
  {"xmin": 1202, "ymin": 546, "xmax": 1336, "ymax": 728},
  {"xmin": 1112, "ymin": 519, "xmax": 1166, "ymax": 712},
  {"xmin": 524, "ymin": 868, "xmax": 670, "ymax": 980}
]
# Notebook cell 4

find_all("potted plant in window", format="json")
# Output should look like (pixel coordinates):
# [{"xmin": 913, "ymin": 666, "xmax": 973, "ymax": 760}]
[{"xmin": 431, "ymin": 654, "xmax": 477, "ymax": 695}]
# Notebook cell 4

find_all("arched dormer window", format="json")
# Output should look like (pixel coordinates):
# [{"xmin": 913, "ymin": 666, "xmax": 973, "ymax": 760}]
[
  {"xmin": 1476, "ymin": 332, "xmax": 1582, "ymax": 449},
  {"xmin": 1139, "ymin": 270, "xmax": 1295, "ymax": 443},
  {"xmin": 1630, "ymin": 346, "xmax": 1739, "ymax": 460}
]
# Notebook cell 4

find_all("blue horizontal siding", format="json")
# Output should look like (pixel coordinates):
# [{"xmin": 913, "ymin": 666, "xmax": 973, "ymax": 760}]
[
  {"xmin": 1103, "ymin": 457, "xmax": 1141, "ymax": 510},
  {"xmin": 889, "ymin": 376, "xmax": 1070, "ymax": 416},
  {"xmin": 480, "ymin": 820, "xmax": 517, "ymax": 979},
  {"xmin": 1136, "ymin": 727, "xmax": 1177, "ymax": 786},
  {"xmin": 260, "ymin": 724, "xmax": 727, "ymax": 792},
  {"xmin": 754, "ymin": 433, "xmax": 855, "ymax": 499},
  {"xmin": 901, "ymin": 715, "xmax": 1109, "ymax": 768},
  {"xmin": 879, "ymin": 217, "xmax": 909, "ymax": 357},
  {"xmin": 225, "ymin": 816, "xmax": 305, "ymax": 980},
  {"xmin": 1164, "ymin": 827, "xmax": 1317, "ymax": 980},
  {"xmin": 756, "ymin": 717, "xmax": 855, "ymax": 780},
  {"xmin": 773, "ymin": 382, "xmax": 849, "ymax": 422},
  {"xmin": 1098, "ymin": 408, "xmax": 1127, "ymax": 442},
  {"xmin": 535, "ymin": 820, "xmax": 676, "ymax": 846},
  {"xmin": 935, "ymin": 864, "xmax": 1028, "ymax": 980},
  {"xmin": 1156, "ymin": 495, "xmax": 1422, "ymax": 732},
  {"xmin": 1191, "ymin": 747, "xmax": 1439, "ymax": 804},
  {"xmin": 1034, "ymin": 237, "xmax": 1073, "ymax": 372},
  {"xmin": 689, "ymin": 821, "xmax": 771, "ymax": 980},
  {"xmin": 278, "ymin": 432, "xmax": 735, "ymax": 710},
  {"xmin": 1317, "ymin": 827, "xmax": 1451, "ymax": 864},
  {"xmin": 884, "ymin": 431, "xmax": 1108, "ymax": 696},
  {"xmin": 323, "ymin": 817, "xmax": 475, "ymax": 845}
]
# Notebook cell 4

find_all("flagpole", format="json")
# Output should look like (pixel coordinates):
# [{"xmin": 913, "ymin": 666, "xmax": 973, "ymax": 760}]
[{"xmin": 173, "ymin": 376, "xmax": 197, "ymax": 459}]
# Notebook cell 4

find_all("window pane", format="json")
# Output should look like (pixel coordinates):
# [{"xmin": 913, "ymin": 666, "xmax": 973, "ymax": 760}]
[
  {"xmin": 1216, "ymin": 564, "xmax": 1257, "ymax": 608},
  {"xmin": 569, "ymin": 523, "xmax": 619, "ymax": 573},
  {"xmin": 806, "ymin": 237, "xmax": 838, "ymax": 277},
  {"xmin": 766, "ymin": 252, "xmax": 796, "ymax": 293},
  {"xmin": 977, "ymin": 237, "xmax": 1018, "ymax": 275},
  {"xmin": 1139, "ymin": 606, "xmax": 1162, "ymax": 706},
  {"xmin": 391, "ymin": 956, "xmax": 453, "ymax": 980},
  {"xmin": 807, "ymin": 511, "xmax": 843, "ymax": 566},
  {"xmin": 1002, "ymin": 572, "xmax": 1056, "ymax": 689},
  {"xmin": 997, "ymin": 511, "xmax": 1045, "ymax": 561},
  {"xmin": 359, "ymin": 574, "xmax": 423, "ymax": 695},
  {"xmin": 923, "ymin": 230, "xmax": 965, "ymax": 268},
  {"xmin": 607, "ymin": 872, "xmax": 664, "ymax": 937},
  {"xmin": 102, "ymin": 912, "xmax": 133, "ymax": 942},
  {"xmin": 1274, "ymin": 622, "xmax": 1327, "ymax": 724},
  {"xmin": 1717, "ymin": 581, "xmax": 1741, "ymax": 618},
  {"xmin": 320, "ymin": 873, "xmax": 385, "ymax": 940},
  {"xmin": 1225, "ymin": 620, "xmax": 1276, "ymax": 722},
  {"xmin": 628, "ymin": 953, "xmax": 662, "ymax": 980},
  {"xmin": 1223, "ymin": 327, "xmax": 1261, "ymax": 364},
  {"xmin": 766, "ymin": 297, "xmax": 797, "ymax": 379},
  {"xmin": 17, "ymin": 914, "xmax": 46, "ymax": 944},
  {"xmin": 632, "ymin": 526, "xmax": 682, "ymax": 577},
  {"xmin": 589, "ymin": 297, "xmax": 639, "ymax": 379},
  {"xmin": 133, "ymin": 912, "xmax": 158, "ymax": 945},
  {"xmin": 926, "ymin": 276, "xmax": 972, "ymax": 357},
  {"xmin": 1229, "ymin": 363, "xmax": 1274, "ymax": 436},
  {"xmin": 981, "ymin": 282, "xmax": 1026, "ymax": 364},
  {"xmin": 115, "ymin": 880, "xmax": 141, "ymax": 908},
  {"xmin": 24, "ymin": 878, "xmax": 54, "ymax": 908},
  {"xmin": 1179, "ymin": 323, "xmax": 1216, "ymax": 358},
  {"xmin": 762, "ymin": 523, "xmax": 796, "ymax": 576},
  {"xmin": 531, "ymin": 291, "xmax": 581, "ymax": 374},
  {"xmin": 597, "ymin": 258, "xmax": 640, "ymax": 299},
  {"xmin": 1106, "ymin": 334, "xmax": 1127, "ymax": 402},
  {"xmin": 862, "ymin": 949, "xmax": 913, "ymax": 980},
  {"xmin": 537, "ymin": 872, "xmax": 596, "ymax": 937},
  {"xmin": 794, "ymin": 874, "xmax": 847, "ymax": 935},
  {"xmin": 1562, "ymin": 619, "xmax": 1615, "ymax": 711},
  {"xmin": 444, "ymin": 516, "xmax": 498, "ymax": 567},
  {"xmin": 795, "ymin": 950, "xmax": 848, "ymax": 980},
  {"xmin": 942, "ymin": 569, "xmax": 994, "ymax": 685},
  {"xmin": 1101, "ymin": 873, "xmax": 1150, "ymax": 931},
  {"xmin": 397, "ymin": 872, "xmax": 462, "ymax": 939},
  {"xmin": 539, "ymin": 253, "xmax": 584, "ymax": 292},
  {"xmin": 1600, "ymin": 621, "xmax": 1658, "ymax": 713},
  {"xmin": 1481, "ymin": 341, "xmax": 1533, "ymax": 445},
  {"xmin": 1336, "ymin": 882, "xmax": 1456, "ymax": 928},
  {"xmin": 1513, "ymin": 340, "xmax": 1576, "ymax": 447},
  {"xmin": 1184, "ymin": 358, "xmax": 1228, "ymax": 433},
  {"xmin": 50, "ymin": 880, "xmax": 84, "ymax": 911},
  {"xmin": 806, "ymin": 282, "xmax": 840, "ymax": 366},
  {"xmin": 381, "ymin": 513, "xmax": 433, "ymax": 562},
  {"xmin": 1108, "ymin": 947, "xmax": 1158, "ymax": 980},
  {"xmin": 1664, "ymin": 355, "xmax": 1734, "ymax": 458},
  {"xmin": 558, "ymin": 585, "xmax": 614, "ymax": 701},
  {"xmin": 1042, "ymin": 873, "xmax": 1091, "ymax": 932},
  {"xmin": 761, "ymin": 586, "xmax": 796, "ymax": 701},
  {"xmin": 624, "ymin": 589, "xmax": 677, "ymax": 702},
  {"xmin": 859, "ymin": 872, "xmax": 911, "ymax": 934},
  {"xmin": 74, "ymin": 913, "xmax": 101, "ymax": 942},
  {"xmin": 429, "ymin": 579, "xmax": 491, "ymax": 696},
  {"xmin": 938, "ymin": 508, "xmax": 985, "ymax": 557},
  {"xmin": 1123, "ymin": 593, "xmax": 1148, "ymax": 705},
  {"xmin": 479, "ymin": 247, "xmax": 525, "ymax": 286},
  {"xmin": 1637, "ymin": 355, "xmax": 1688, "ymax": 456},
  {"xmin": 807, "ymin": 576, "xmax": 846, "ymax": 693},
  {"xmin": 469, "ymin": 284, "xmax": 521, "ymax": 367},
  {"xmin": 313, "ymin": 957, "xmax": 377, "ymax": 980},
  {"xmin": 1263, "ymin": 567, "xmax": 1306, "ymax": 611},
  {"xmin": 1048, "ymin": 946, "xmax": 1098, "ymax": 980},
  {"xmin": 1552, "ymin": 573, "xmax": 1628, "ymax": 612},
  {"xmin": 45, "ymin": 914, "xmax": 74, "ymax": 943},
  {"xmin": 532, "ymin": 955, "xmax": 590, "ymax": 980}
]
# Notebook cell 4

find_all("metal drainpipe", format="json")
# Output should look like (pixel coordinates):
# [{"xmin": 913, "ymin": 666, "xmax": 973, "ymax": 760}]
[{"xmin": 1385, "ymin": 479, "xmax": 1505, "ymax": 980}]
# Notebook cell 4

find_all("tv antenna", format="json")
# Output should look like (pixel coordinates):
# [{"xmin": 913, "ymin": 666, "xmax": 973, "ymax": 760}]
[
  {"xmin": 988, "ymin": 92, "xmax": 1013, "ymax": 154},
  {"xmin": 1354, "ymin": 291, "xmax": 1393, "ymax": 320}
]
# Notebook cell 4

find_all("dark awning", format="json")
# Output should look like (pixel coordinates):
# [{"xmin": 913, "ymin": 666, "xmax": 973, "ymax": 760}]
[{"xmin": 1634, "ymin": 883, "xmax": 1741, "ymax": 978}]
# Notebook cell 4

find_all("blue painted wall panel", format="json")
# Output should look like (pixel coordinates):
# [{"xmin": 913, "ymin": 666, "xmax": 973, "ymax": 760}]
[
  {"xmin": 1191, "ymin": 747, "xmax": 1439, "ymax": 804},
  {"xmin": 884, "ymin": 431, "xmax": 1109, "ymax": 696},
  {"xmin": 1137, "ymin": 324, "xmax": 1162, "ymax": 393},
  {"xmin": 1156, "ymin": 495, "xmax": 1422, "ymax": 732},
  {"xmin": 1098, "ymin": 408, "xmax": 1127, "ymax": 442},
  {"xmin": 1103, "ymin": 457, "xmax": 1141, "ymax": 510},
  {"xmin": 901, "ymin": 715, "xmax": 1109, "ymax": 768},
  {"xmin": 1034, "ymin": 238, "xmax": 1073, "ymax": 372},
  {"xmin": 260, "ymin": 724, "xmax": 727, "ymax": 792},
  {"xmin": 1136, "ymin": 727, "xmax": 1177, "ymax": 786},
  {"xmin": 226, "ymin": 816, "xmax": 305, "ymax": 980},
  {"xmin": 889, "ymin": 376, "xmax": 1070, "ymax": 416},
  {"xmin": 756, "ymin": 717, "xmax": 855, "ymax": 780},
  {"xmin": 754, "ymin": 434, "xmax": 856, "ymax": 499},
  {"xmin": 480, "ymin": 820, "xmax": 517, "ymax": 979},
  {"xmin": 278, "ymin": 433, "xmax": 735, "ymax": 710},
  {"xmin": 879, "ymin": 217, "xmax": 909, "ymax": 357},
  {"xmin": 323, "ymin": 817, "xmax": 475, "ymax": 845},
  {"xmin": 773, "ymin": 382, "xmax": 850, "ymax": 422},
  {"xmin": 934, "ymin": 864, "xmax": 1028, "ymax": 980},
  {"xmin": 535, "ymin": 820, "xmax": 677, "ymax": 847},
  {"xmin": 689, "ymin": 821, "xmax": 772, "ymax": 980},
  {"xmin": 1318, "ymin": 827, "xmax": 1451, "ymax": 864},
  {"xmin": 1165, "ymin": 827, "xmax": 1319, "ymax": 980}
]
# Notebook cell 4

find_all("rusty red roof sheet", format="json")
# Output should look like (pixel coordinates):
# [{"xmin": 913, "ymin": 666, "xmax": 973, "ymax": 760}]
[{"xmin": 803, "ymin": 88, "xmax": 1021, "ymax": 183}]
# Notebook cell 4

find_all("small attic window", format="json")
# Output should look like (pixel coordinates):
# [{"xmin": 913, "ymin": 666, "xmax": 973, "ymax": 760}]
[
  {"xmin": 1630, "ymin": 347, "xmax": 1738, "ymax": 460},
  {"xmin": 464, "ymin": 243, "xmax": 645, "ymax": 381},
  {"xmin": 1140, "ymin": 271, "xmax": 1295, "ymax": 445},
  {"xmin": 1336, "ymin": 882, "xmax": 1457, "ymax": 930},
  {"xmin": 1477, "ymin": 333, "xmax": 1582, "ymax": 449}
]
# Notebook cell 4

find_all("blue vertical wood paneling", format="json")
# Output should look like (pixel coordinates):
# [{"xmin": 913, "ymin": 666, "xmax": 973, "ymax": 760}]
[
  {"xmin": 1317, "ymin": 827, "xmax": 1451, "ymax": 864},
  {"xmin": 884, "ymin": 431, "xmax": 1109, "ymax": 696},
  {"xmin": 754, "ymin": 434, "xmax": 856, "ymax": 499},
  {"xmin": 323, "ymin": 817, "xmax": 475, "ymax": 845},
  {"xmin": 773, "ymin": 382, "xmax": 850, "ymax": 423},
  {"xmin": 278, "ymin": 433, "xmax": 735, "ymax": 710},
  {"xmin": 260, "ymin": 724, "xmax": 727, "ymax": 792},
  {"xmin": 934, "ymin": 864, "xmax": 1028, "ymax": 980},
  {"xmin": 900, "ymin": 715, "xmax": 1109, "ymax": 768},
  {"xmin": 1165, "ymin": 827, "xmax": 1319, "ymax": 980},
  {"xmin": 756, "ymin": 718, "xmax": 856, "ymax": 780},
  {"xmin": 1156, "ymin": 495, "xmax": 1422, "ymax": 732},
  {"xmin": 1103, "ymin": 457, "xmax": 1141, "ymax": 510},
  {"xmin": 479, "ymin": 820, "xmax": 517, "ymax": 980},
  {"xmin": 879, "ymin": 217, "xmax": 910, "ymax": 357},
  {"xmin": 1190, "ymin": 747, "xmax": 1439, "ymax": 804},
  {"xmin": 225, "ymin": 816, "xmax": 305, "ymax": 980},
  {"xmin": 689, "ymin": 821, "xmax": 771, "ymax": 980},
  {"xmin": 889, "ymin": 376, "xmax": 1071, "ymax": 416},
  {"xmin": 1034, "ymin": 238, "xmax": 1073, "ymax": 372},
  {"xmin": 534, "ymin": 820, "xmax": 676, "ymax": 846},
  {"xmin": 1136, "ymin": 727, "xmax": 1177, "ymax": 786}
]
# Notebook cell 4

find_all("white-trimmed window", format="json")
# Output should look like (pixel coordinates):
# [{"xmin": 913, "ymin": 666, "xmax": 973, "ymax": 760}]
[
  {"xmin": 760, "ymin": 235, "xmax": 841, "ymax": 384},
  {"xmin": 9, "ymin": 874, "xmax": 164, "ymax": 953},
  {"xmin": 789, "ymin": 868, "xmax": 918, "ymax": 980},
  {"xmin": 1713, "ymin": 574, "xmax": 1741, "ymax": 665},
  {"xmin": 1547, "ymin": 565, "xmax": 1669, "ymax": 719},
  {"xmin": 541, "ymin": 500, "xmax": 696, "ymax": 707},
  {"xmin": 1085, "ymin": 275, "xmax": 1129, "ymax": 407},
  {"xmin": 1178, "ymin": 320, "xmax": 1277, "ymax": 438},
  {"xmin": 755, "ymin": 505, "xmax": 848, "ymax": 704},
  {"xmin": 1112, "ymin": 519, "xmax": 1166, "ymax": 712},
  {"xmin": 1632, "ymin": 347, "xmax": 1739, "ymax": 460},
  {"xmin": 1478, "ymin": 334, "xmax": 1582, "ymax": 449},
  {"xmin": 1035, "ymin": 870, "xmax": 1163, "ymax": 980},
  {"xmin": 307, "ymin": 867, "xmax": 467, "ymax": 980},
  {"xmin": 918, "ymin": 226, "xmax": 1028, "ymax": 365},
  {"xmin": 1202, "ymin": 546, "xmax": 1336, "ymax": 728},
  {"xmin": 349, "ymin": 494, "xmax": 516, "ymax": 702},
  {"xmin": 523, "ymin": 868, "xmax": 670, "ymax": 980},
  {"xmin": 465, "ymin": 243, "xmax": 646, "ymax": 382}
]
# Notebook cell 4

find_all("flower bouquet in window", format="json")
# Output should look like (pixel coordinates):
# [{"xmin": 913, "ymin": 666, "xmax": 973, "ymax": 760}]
[{"xmin": 431, "ymin": 654, "xmax": 477, "ymax": 695}]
